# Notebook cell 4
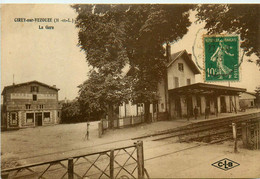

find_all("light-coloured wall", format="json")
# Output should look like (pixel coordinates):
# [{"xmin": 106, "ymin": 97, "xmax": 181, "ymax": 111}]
[
  {"xmin": 180, "ymin": 96, "xmax": 187, "ymax": 116},
  {"xmin": 169, "ymin": 97, "xmax": 176, "ymax": 119},
  {"xmin": 3, "ymin": 82, "xmax": 60, "ymax": 129},
  {"xmin": 201, "ymin": 96, "xmax": 206, "ymax": 114},
  {"xmin": 235, "ymin": 96, "xmax": 240, "ymax": 110},
  {"xmin": 157, "ymin": 80, "xmax": 166, "ymax": 112},
  {"xmin": 119, "ymin": 102, "xmax": 144, "ymax": 118},
  {"xmin": 240, "ymin": 99, "xmax": 255, "ymax": 108},
  {"xmin": 210, "ymin": 99, "xmax": 215, "ymax": 113},
  {"xmin": 167, "ymin": 57, "xmax": 195, "ymax": 90},
  {"xmin": 225, "ymin": 96, "xmax": 230, "ymax": 113},
  {"xmin": 239, "ymin": 93, "xmax": 256, "ymax": 100},
  {"xmin": 239, "ymin": 93, "xmax": 256, "ymax": 108},
  {"xmin": 217, "ymin": 97, "xmax": 221, "ymax": 113},
  {"xmin": 6, "ymin": 110, "xmax": 59, "ymax": 129}
]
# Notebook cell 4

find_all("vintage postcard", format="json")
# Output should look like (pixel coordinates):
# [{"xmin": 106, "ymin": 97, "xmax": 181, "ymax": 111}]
[{"xmin": 1, "ymin": 4, "xmax": 260, "ymax": 179}]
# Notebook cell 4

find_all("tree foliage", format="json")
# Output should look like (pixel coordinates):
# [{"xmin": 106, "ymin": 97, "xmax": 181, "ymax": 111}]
[
  {"xmin": 78, "ymin": 70, "xmax": 130, "ymax": 112},
  {"xmin": 61, "ymin": 100, "xmax": 103, "ymax": 123},
  {"xmin": 125, "ymin": 5, "xmax": 193, "ymax": 104},
  {"xmin": 255, "ymin": 85, "xmax": 260, "ymax": 108},
  {"xmin": 196, "ymin": 4, "xmax": 260, "ymax": 65},
  {"xmin": 61, "ymin": 100, "xmax": 82, "ymax": 123},
  {"xmin": 73, "ymin": 5, "xmax": 131, "ymax": 127},
  {"xmin": 73, "ymin": 4, "xmax": 194, "ymax": 123}
]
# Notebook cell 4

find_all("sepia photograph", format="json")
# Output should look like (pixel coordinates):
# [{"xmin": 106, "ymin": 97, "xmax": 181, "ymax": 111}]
[{"xmin": 1, "ymin": 3, "xmax": 260, "ymax": 178}]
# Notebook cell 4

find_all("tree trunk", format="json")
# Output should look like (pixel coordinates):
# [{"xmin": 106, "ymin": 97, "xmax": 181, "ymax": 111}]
[
  {"xmin": 144, "ymin": 102, "xmax": 151, "ymax": 123},
  {"xmin": 108, "ymin": 104, "xmax": 114, "ymax": 129}
]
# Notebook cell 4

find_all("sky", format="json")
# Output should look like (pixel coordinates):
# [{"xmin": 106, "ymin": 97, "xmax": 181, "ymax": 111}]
[
  {"xmin": 1, "ymin": 4, "xmax": 89, "ymax": 100},
  {"xmin": 1, "ymin": 4, "xmax": 260, "ymax": 101}
]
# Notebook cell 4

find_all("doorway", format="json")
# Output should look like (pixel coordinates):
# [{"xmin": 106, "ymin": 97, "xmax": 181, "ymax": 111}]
[
  {"xmin": 35, "ymin": 113, "xmax": 43, "ymax": 126},
  {"xmin": 175, "ymin": 97, "xmax": 182, "ymax": 118},
  {"xmin": 220, "ymin": 96, "xmax": 226, "ymax": 113},
  {"xmin": 187, "ymin": 96, "xmax": 193, "ymax": 117},
  {"xmin": 196, "ymin": 96, "xmax": 201, "ymax": 114}
]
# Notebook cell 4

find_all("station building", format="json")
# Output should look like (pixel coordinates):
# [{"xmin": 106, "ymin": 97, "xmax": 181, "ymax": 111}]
[
  {"xmin": 1, "ymin": 81, "xmax": 61, "ymax": 130},
  {"xmin": 119, "ymin": 50, "xmax": 246, "ymax": 121},
  {"xmin": 239, "ymin": 92, "xmax": 256, "ymax": 109}
]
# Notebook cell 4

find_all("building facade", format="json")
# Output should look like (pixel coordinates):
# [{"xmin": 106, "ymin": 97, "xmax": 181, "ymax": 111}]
[
  {"xmin": 159, "ymin": 50, "xmax": 245, "ymax": 119},
  {"xmin": 1, "ymin": 81, "xmax": 61, "ymax": 129},
  {"xmin": 119, "ymin": 49, "xmax": 246, "ymax": 121},
  {"xmin": 239, "ymin": 92, "xmax": 256, "ymax": 109}
]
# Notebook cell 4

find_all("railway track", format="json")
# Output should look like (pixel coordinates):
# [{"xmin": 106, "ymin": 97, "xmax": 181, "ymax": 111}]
[{"xmin": 133, "ymin": 112, "xmax": 260, "ymax": 144}]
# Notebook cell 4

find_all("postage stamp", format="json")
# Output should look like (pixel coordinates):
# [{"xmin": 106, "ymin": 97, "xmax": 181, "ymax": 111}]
[{"xmin": 203, "ymin": 35, "xmax": 240, "ymax": 82}]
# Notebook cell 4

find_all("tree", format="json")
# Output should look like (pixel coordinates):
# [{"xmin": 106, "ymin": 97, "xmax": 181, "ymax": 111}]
[
  {"xmin": 255, "ymin": 85, "xmax": 260, "ymax": 108},
  {"xmin": 124, "ymin": 5, "xmax": 193, "ymax": 122},
  {"xmin": 73, "ymin": 5, "xmax": 130, "ymax": 128},
  {"xmin": 61, "ymin": 100, "xmax": 82, "ymax": 123},
  {"xmin": 78, "ymin": 70, "xmax": 130, "ymax": 128},
  {"xmin": 73, "ymin": 4, "xmax": 193, "ymax": 123},
  {"xmin": 196, "ymin": 4, "xmax": 260, "ymax": 66}
]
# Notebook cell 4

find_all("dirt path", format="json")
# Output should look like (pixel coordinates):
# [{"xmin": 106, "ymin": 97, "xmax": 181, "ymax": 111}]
[
  {"xmin": 1, "ymin": 112, "xmax": 260, "ymax": 178},
  {"xmin": 143, "ymin": 140, "xmax": 260, "ymax": 178},
  {"xmin": 1, "ymin": 121, "xmax": 187, "ymax": 167}
]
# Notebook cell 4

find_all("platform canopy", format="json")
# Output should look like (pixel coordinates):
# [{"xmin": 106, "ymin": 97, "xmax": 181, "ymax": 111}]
[{"xmin": 168, "ymin": 83, "xmax": 246, "ymax": 96}]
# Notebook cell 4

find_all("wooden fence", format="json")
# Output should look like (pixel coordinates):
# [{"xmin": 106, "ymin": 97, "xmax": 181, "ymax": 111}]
[
  {"xmin": 1, "ymin": 141, "xmax": 148, "ymax": 179},
  {"xmin": 102, "ymin": 115, "xmax": 144, "ymax": 130},
  {"xmin": 242, "ymin": 120, "xmax": 260, "ymax": 150}
]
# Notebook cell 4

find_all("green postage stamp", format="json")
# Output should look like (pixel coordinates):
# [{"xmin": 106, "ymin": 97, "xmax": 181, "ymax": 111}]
[{"xmin": 204, "ymin": 35, "xmax": 240, "ymax": 82}]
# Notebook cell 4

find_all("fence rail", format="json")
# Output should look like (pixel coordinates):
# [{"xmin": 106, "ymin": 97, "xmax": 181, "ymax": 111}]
[
  {"xmin": 1, "ymin": 141, "xmax": 147, "ymax": 179},
  {"xmin": 102, "ymin": 115, "xmax": 144, "ymax": 130}
]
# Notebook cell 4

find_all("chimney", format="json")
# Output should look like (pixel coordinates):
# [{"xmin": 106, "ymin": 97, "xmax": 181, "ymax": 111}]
[
  {"xmin": 188, "ymin": 53, "xmax": 192, "ymax": 60},
  {"xmin": 166, "ymin": 43, "xmax": 171, "ymax": 62}
]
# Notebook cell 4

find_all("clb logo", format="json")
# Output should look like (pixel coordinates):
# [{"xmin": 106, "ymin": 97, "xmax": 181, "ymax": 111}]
[{"xmin": 212, "ymin": 158, "xmax": 240, "ymax": 171}]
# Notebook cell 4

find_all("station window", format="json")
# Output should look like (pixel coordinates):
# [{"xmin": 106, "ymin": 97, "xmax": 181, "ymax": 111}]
[
  {"xmin": 174, "ymin": 77, "xmax": 179, "ymax": 88},
  {"xmin": 161, "ymin": 103, "xmax": 164, "ymax": 110},
  {"xmin": 178, "ymin": 63, "xmax": 184, "ymax": 72},
  {"xmin": 137, "ymin": 103, "xmax": 143, "ymax": 107},
  {"xmin": 38, "ymin": 104, "xmax": 44, "ymax": 109},
  {"xmin": 187, "ymin": 78, "xmax": 191, "ymax": 85},
  {"xmin": 10, "ymin": 112, "xmax": 18, "ymax": 125},
  {"xmin": 26, "ymin": 113, "xmax": 34, "ymax": 123},
  {"xmin": 25, "ymin": 104, "xmax": 31, "ymax": 109},
  {"xmin": 33, "ymin": 94, "xmax": 37, "ymax": 101},
  {"xmin": 31, "ymin": 86, "xmax": 39, "ymax": 92},
  {"xmin": 44, "ymin": 112, "xmax": 51, "ymax": 122}
]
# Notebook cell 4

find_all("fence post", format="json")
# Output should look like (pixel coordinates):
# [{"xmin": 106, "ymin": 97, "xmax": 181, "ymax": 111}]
[
  {"xmin": 232, "ymin": 123, "xmax": 238, "ymax": 153},
  {"xmin": 117, "ymin": 117, "xmax": 119, "ymax": 128},
  {"xmin": 98, "ymin": 122, "xmax": 102, "ymax": 138},
  {"xmin": 68, "ymin": 158, "xmax": 74, "ymax": 179},
  {"xmin": 258, "ymin": 122, "xmax": 260, "ymax": 150},
  {"xmin": 110, "ymin": 150, "xmax": 114, "ymax": 179},
  {"xmin": 136, "ymin": 141, "xmax": 144, "ymax": 179},
  {"xmin": 101, "ymin": 119, "xmax": 103, "ymax": 134},
  {"xmin": 241, "ymin": 122, "xmax": 248, "ymax": 148}
]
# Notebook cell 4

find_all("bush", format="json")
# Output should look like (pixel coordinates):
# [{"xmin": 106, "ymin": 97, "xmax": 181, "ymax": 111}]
[
  {"xmin": 61, "ymin": 101, "xmax": 84, "ymax": 123},
  {"xmin": 61, "ymin": 100, "xmax": 103, "ymax": 123}
]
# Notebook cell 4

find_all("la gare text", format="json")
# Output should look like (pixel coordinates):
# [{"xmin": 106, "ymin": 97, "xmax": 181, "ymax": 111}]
[{"xmin": 39, "ymin": 25, "xmax": 54, "ymax": 30}]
